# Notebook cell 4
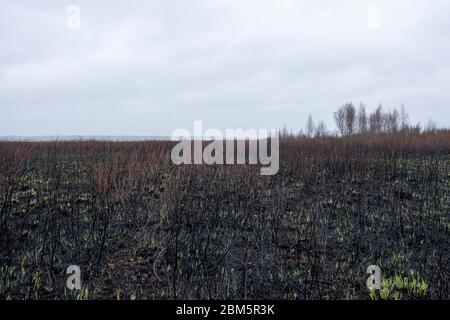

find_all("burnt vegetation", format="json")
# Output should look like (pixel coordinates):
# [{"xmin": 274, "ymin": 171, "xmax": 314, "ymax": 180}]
[{"xmin": 0, "ymin": 105, "xmax": 449, "ymax": 300}]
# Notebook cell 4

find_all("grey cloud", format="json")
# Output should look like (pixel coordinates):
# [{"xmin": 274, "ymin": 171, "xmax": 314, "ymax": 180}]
[{"xmin": 1, "ymin": 0, "xmax": 450, "ymax": 135}]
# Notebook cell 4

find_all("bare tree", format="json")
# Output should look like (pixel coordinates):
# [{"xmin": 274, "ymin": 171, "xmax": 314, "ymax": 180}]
[
  {"xmin": 385, "ymin": 109, "xmax": 399, "ymax": 134},
  {"xmin": 411, "ymin": 122, "xmax": 422, "ymax": 134},
  {"xmin": 334, "ymin": 103, "xmax": 356, "ymax": 135},
  {"xmin": 306, "ymin": 114, "xmax": 315, "ymax": 137},
  {"xmin": 281, "ymin": 125, "xmax": 289, "ymax": 137},
  {"xmin": 400, "ymin": 105, "xmax": 409, "ymax": 130},
  {"xmin": 369, "ymin": 105, "xmax": 384, "ymax": 133},
  {"xmin": 334, "ymin": 105, "xmax": 346, "ymax": 136},
  {"xmin": 425, "ymin": 119, "xmax": 437, "ymax": 133},
  {"xmin": 357, "ymin": 103, "xmax": 368, "ymax": 133},
  {"xmin": 315, "ymin": 121, "xmax": 327, "ymax": 137},
  {"xmin": 344, "ymin": 103, "xmax": 356, "ymax": 135}
]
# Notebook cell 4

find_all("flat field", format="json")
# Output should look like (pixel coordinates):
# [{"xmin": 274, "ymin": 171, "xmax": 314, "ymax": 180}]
[{"xmin": 0, "ymin": 133, "xmax": 449, "ymax": 299}]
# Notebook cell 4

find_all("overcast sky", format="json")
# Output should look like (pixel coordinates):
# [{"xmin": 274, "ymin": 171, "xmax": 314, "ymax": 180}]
[{"xmin": 1, "ymin": 0, "xmax": 450, "ymax": 136}]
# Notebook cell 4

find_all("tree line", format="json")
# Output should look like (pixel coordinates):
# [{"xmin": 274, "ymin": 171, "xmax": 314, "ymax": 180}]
[{"xmin": 296, "ymin": 103, "xmax": 441, "ymax": 138}]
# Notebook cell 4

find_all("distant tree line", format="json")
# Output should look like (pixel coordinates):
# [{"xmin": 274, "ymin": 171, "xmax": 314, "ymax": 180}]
[{"xmin": 293, "ymin": 103, "xmax": 441, "ymax": 138}]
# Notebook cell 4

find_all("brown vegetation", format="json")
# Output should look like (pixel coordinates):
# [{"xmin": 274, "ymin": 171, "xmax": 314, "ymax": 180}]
[{"xmin": 0, "ymin": 130, "xmax": 449, "ymax": 299}]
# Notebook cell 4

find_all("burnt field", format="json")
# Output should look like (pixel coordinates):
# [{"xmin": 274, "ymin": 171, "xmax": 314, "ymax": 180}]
[{"xmin": 0, "ymin": 133, "xmax": 449, "ymax": 300}]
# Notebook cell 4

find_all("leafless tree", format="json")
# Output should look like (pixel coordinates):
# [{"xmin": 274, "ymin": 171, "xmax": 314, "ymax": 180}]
[
  {"xmin": 344, "ymin": 103, "xmax": 356, "ymax": 135},
  {"xmin": 334, "ymin": 107, "xmax": 346, "ymax": 136},
  {"xmin": 385, "ymin": 109, "xmax": 399, "ymax": 134},
  {"xmin": 357, "ymin": 103, "xmax": 368, "ymax": 133},
  {"xmin": 281, "ymin": 125, "xmax": 289, "ymax": 137},
  {"xmin": 425, "ymin": 119, "xmax": 437, "ymax": 133},
  {"xmin": 306, "ymin": 114, "xmax": 315, "ymax": 137},
  {"xmin": 369, "ymin": 105, "xmax": 384, "ymax": 133},
  {"xmin": 400, "ymin": 105, "xmax": 409, "ymax": 130},
  {"xmin": 315, "ymin": 121, "xmax": 328, "ymax": 137},
  {"xmin": 334, "ymin": 103, "xmax": 356, "ymax": 135}
]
